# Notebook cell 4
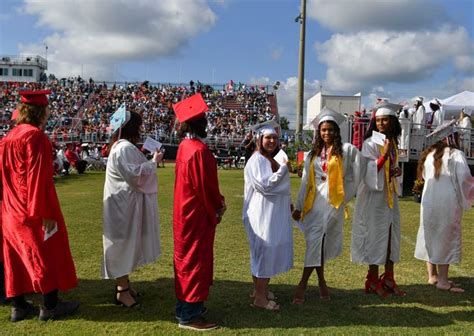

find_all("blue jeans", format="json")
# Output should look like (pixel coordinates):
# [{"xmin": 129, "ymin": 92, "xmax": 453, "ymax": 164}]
[{"xmin": 175, "ymin": 300, "xmax": 204, "ymax": 325}]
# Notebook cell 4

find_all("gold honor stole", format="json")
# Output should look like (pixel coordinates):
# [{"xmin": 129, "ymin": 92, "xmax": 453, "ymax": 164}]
[
  {"xmin": 302, "ymin": 153, "xmax": 345, "ymax": 220},
  {"xmin": 378, "ymin": 140, "xmax": 398, "ymax": 209}
]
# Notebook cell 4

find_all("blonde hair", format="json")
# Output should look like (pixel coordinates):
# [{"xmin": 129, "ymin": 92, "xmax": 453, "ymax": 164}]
[{"xmin": 15, "ymin": 104, "xmax": 48, "ymax": 127}]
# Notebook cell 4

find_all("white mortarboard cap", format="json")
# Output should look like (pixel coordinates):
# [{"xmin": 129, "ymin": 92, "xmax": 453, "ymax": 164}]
[
  {"xmin": 426, "ymin": 119, "xmax": 457, "ymax": 141},
  {"xmin": 250, "ymin": 119, "xmax": 280, "ymax": 136},
  {"xmin": 429, "ymin": 98, "xmax": 442, "ymax": 106},
  {"xmin": 414, "ymin": 96, "xmax": 424, "ymax": 102},
  {"xmin": 110, "ymin": 103, "xmax": 131, "ymax": 134},
  {"xmin": 462, "ymin": 107, "xmax": 472, "ymax": 116},
  {"xmin": 375, "ymin": 102, "xmax": 402, "ymax": 117},
  {"xmin": 311, "ymin": 106, "xmax": 345, "ymax": 128}
]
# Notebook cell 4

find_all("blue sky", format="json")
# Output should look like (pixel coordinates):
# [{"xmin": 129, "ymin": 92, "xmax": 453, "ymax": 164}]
[{"xmin": 0, "ymin": 0, "xmax": 473, "ymax": 127}]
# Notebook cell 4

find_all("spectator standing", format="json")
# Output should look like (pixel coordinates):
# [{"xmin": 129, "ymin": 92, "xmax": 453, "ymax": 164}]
[
  {"xmin": 173, "ymin": 94, "xmax": 226, "ymax": 331},
  {"xmin": 415, "ymin": 120, "xmax": 474, "ymax": 292},
  {"xmin": 0, "ymin": 90, "xmax": 79, "ymax": 322},
  {"xmin": 102, "ymin": 108, "xmax": 163, "ymax": 308}
]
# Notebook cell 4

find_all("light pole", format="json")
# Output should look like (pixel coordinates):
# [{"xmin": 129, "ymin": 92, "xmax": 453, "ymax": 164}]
[{"xmin": 295, "ymin": 0, "xmax": 306, "ymax": 144}]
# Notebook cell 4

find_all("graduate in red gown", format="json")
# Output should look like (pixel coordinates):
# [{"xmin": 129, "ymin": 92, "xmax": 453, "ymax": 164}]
[
  {"xmin": 1, "ymin": 90, "xmax": 79, "ymax": 322},
  {"xmin": 173, "ymin": 93, "xmax": 226, "ymax": 331}
]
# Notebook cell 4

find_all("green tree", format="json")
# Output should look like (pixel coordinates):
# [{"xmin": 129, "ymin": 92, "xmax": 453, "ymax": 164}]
[{"xmin": 280, "ymin": 116, "xmax": 290, "ymax": 130}]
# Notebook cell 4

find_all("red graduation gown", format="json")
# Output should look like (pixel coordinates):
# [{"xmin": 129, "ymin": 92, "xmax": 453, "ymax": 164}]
[
  {"xmin": 173, "ymin": 138, "xmax": 224, "ymax": 302},
  {"xmin": 0, "ymin": 124, "xmax": 77, "ymax": 297}
]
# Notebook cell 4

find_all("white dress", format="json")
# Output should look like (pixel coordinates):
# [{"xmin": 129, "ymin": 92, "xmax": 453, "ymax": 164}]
[
  {"xmin": 242, "ymin": 152, "xmax": 293, "ymax": 278},
  {"xmin": 351, "ymin": 137, "xmax": 402, "ymax": 265},
  {"xmin": 414, "ymin": 148, "xmax": 474, "ymax": 264},
  {"xmin": 430, "ymin": 107, "xmax": 445, "ymax": 128},
  {"xmin": 102, "ymin": 139, "xmax": 161, "ymax": 279},
  {"xmin": 295, "ymin": 143, "xmax": 360, "ymax": 267}
]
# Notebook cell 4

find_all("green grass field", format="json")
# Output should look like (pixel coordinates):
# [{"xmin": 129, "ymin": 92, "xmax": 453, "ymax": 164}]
[{"xmin": 0, "ymin": 167, "xmax": 473, "ymax": 335}]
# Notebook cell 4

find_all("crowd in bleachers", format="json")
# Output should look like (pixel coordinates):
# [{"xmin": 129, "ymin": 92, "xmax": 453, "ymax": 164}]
[{"xmin": 0, "ymin": 77, "xmax": 276, "ymax": 147}]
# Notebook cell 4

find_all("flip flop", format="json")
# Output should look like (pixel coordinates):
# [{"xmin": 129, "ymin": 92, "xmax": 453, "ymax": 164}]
[
  {"xmin": 436, "ymin": 283, "xmax": 464, "ymax": 293},
  {"xmin": 250, "ymin": 300, "xmax": 280, "ymax": 311},
  {"xmin": 249, "ymin": 291, "xmax": 276, "ymax": 300},
  {"xmin": 430, "ymin": 280, "xmax": 460, "ymax": 287}
]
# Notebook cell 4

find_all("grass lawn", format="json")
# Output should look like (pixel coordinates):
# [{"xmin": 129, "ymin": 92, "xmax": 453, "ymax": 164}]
[{"xmin": 0, "ymin": 166, "xmax": 473, "ymax": 335}]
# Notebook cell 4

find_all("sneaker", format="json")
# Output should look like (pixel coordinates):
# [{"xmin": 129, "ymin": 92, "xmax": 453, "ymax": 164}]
[
  {"xmin": 11, "ymin": 302, "xmax": 37, "ymax": 322},
  {"xmin": 179, "ymin": 316, "xmax": 218, "ymax": 331},
  {"xmin": 39, "ymin": 300, "xmax": 80, "ymax": 321}
]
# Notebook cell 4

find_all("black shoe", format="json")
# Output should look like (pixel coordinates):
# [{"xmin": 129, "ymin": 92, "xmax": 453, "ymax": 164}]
[
  {"xmin": 39, "ymin": 300, "xmax": 80, "ymax": 321},
  {"xmin": 11, "ymin": 302, "xmax": 37, "ymax": 322},
  {"xmin": 178, "ymin": 316, "xmax": 218, "ymax": 331}
]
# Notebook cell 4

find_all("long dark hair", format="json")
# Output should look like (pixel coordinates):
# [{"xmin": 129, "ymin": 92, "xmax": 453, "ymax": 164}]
[
  {"xmin": 177, "ymin": 116, "xmax": 208, "ymax": 139},
  {"xmin": 364, "ymin": 115, "xmax": 401, "ymax": 146},
  {"xmin": 417, "ymin": 140, "xmax": 457, "ymax": 180},
  {"xmin": 109, "ymin": 111, "xmax": 142, "ymax": 149},
  {"xmin": 309, "ymin": 120, "xmax": 343, "ymax": 159}
]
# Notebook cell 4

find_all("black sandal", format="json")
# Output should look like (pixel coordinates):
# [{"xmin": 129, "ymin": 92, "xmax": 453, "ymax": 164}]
[{"xmin": 114, "ymin": 287, "xmax": 140, "ymax": 308}]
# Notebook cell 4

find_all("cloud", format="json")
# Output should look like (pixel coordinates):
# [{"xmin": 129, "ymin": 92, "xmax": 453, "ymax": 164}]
[
  {"xmin": 454, "ymin": 55, "xmax": 474, "ymax": 74},
  {"xmin": 460, "ymin": 77, "xmax": 474, "ymax": 91},
  {"xmin": 307, "ymin": 0, "xmax": 448, "ymax": 32},
  {"xmin": 19, "ymin": 0, "xmax": 217, "ymax": 79},
  {"xmin": 273, "ymin": 77, "xmax": 321, "ymax": 127},
  {"xmin": 315, "ymin": 26, "xmax": 473, "ymax": 92}
]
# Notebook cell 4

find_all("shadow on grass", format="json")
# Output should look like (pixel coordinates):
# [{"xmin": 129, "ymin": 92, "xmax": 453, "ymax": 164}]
[{"xmin": 17, "ymin": 276, "xmax": 471, "ymax": 328}]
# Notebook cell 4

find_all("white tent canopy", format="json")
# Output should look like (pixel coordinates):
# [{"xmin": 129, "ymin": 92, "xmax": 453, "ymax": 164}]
[{"xmin": 424, "ymin": 90, "xmax": 474, "ymax": 119}]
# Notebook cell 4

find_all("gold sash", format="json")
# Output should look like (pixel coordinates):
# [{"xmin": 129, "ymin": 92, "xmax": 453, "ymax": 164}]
[
  {"xmin": 302, "ymin": 152, "xmax": 345, "ymax": 220},
  {"xmin": 379, "ymin": 140, "xmax": 398, "ymax": 209}
]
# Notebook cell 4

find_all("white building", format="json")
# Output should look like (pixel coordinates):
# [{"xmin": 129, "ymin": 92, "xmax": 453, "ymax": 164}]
[
  {"xmin": 306, "ymin": 92, "xmax": 361, "ymax": 126},
  {"xmin": 0, "ymin": 55, "xmax": 47, "ymax": 82}
]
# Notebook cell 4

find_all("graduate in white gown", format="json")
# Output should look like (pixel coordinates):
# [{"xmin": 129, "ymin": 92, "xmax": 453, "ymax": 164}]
[
  {"xmin": 411, "ymin": 96, "xmax": 426, "ymax": 153},
  {"xmin": 351, "ymin": 102, "xmax": 407, "ymax": 298},
  {"xmin": 243, "ymin": 120, "xmax": 293, "ymax": 311},
  {"xmin": 102, "ymin": 110, "xmax": 163, "ymax": 308},
  {"xmin": 458, "ymin": 108, "xmax": 472, "ymax": 156},
  {"xmin": 414, "ymin": 120, "xmax": 474, "ymax": 293},
  {"xmin": 292, "ymin": 108, "xmax": 360, "ymax": 303},
  {"xmin": 429, "ymin": 98, "xmax": 445, "ymax": 128}
]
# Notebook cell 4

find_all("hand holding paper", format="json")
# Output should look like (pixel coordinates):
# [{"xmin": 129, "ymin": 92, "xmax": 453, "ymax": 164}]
[
  {"xmin": 143, "ymin": 136, "xmax": 162, "ymax": 154},
  {"xmin": 371, "ymin": 131, "xmax": 386, "ymax": 146}
]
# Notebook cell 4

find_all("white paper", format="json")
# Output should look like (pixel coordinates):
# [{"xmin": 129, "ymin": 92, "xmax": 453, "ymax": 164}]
[
  {"xmin": 274, "ymin": 149, "xmax": 288, "ymax": 166},
  {"xmin": 371, "ymin": 131, "xmax": 386, "ymax": 146},
  {"xmin": 143, "ymin": 137, "xmax": 162, "ymax": 153},
  {"xmin": 44, "ymin": 224, "xmax": 58, "ymax": 241}
]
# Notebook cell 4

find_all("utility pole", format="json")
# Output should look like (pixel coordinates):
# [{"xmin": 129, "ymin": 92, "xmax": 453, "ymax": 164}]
[{"xmin": 295, "ymin": 0, "xmax": 306, "ymax": 143}]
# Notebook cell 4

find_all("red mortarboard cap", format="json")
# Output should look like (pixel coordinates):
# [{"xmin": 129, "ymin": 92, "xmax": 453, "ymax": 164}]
[
  {"xmin": 19, "ymin": 89, "xmax": 52, "ymax": 106},
  {"xmin": 172, "ymin": 93, "xmax": 209, "ymax": 122}
]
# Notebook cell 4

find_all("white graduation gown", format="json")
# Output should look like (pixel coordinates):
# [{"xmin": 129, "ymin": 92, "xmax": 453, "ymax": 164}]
[
  {"xmin": 415, "ymin": 148, "xmax": 474, "ymax": 264},
  {"xmin": 411, "ymin": 105, "xmax": 426, "ymax": 152},
  {"xmin": 295, "ymin": 144, "xmax": 360, "ymax": 267},
  {"xmin": 351, "ymin": 137, "xmax": 402, "ymax": 265},
  {"xmin": 431, "ymin": 107, "xmax": 445, "ymax": 128},
  {"xmin": 242, "ymin": 152, "xmax": 293, "ymax": 278},
  {"xmin": 459, "ymin": 116, "xmax": 472, "ymax": 156},
  {"xmin": 102, "ymin": 139, "xmax": 161, "ymax": 279}
]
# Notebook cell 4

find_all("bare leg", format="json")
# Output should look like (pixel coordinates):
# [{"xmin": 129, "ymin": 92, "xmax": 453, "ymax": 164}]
[
  {"xmin": 316, "ymin": 237, "xmax": 329, "ymax": 300},
  {"xmin": 382, "ymin": 226, "xmax": 406, "ymax": 296},
  {"xmin": 436, "ymin": 264, "xmax": 464, "ymax": 292},
  {"xmin": 116, "ymin": 275, "xmax": 137, "ymax": 307},
  {"xmin": 253, "ymin": 277, "xmax": 278, "ymax": 308},
  {"xmin": 427, "ymin": 262, "xmax": 438, "ymax": 285},
  {"xmin": 292, "ymin": 267, "xmax": 315, "ymax": 304}
]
